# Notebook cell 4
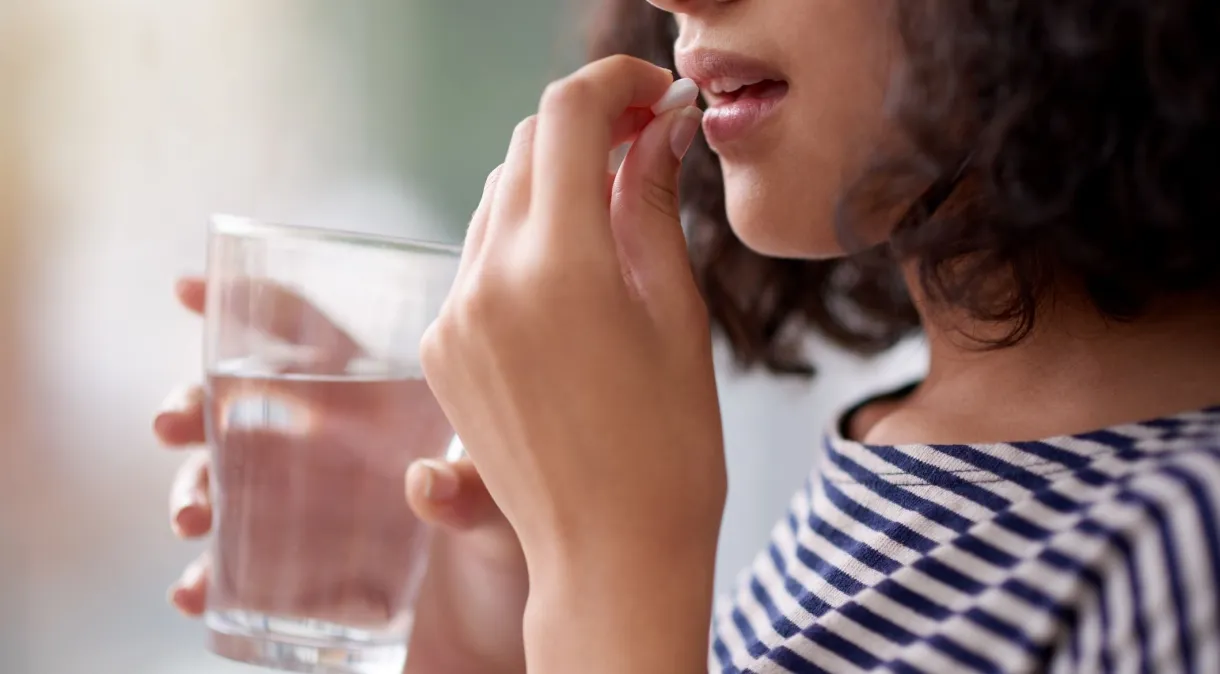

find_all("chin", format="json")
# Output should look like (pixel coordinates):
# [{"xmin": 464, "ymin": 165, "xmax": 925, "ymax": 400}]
[{"xmin": 721, "ymin": 166, "xmax": 846, "ymax": 260}]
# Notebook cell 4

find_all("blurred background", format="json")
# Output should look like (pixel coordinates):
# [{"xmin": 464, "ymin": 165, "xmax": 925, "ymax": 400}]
[{"xmin": 0, "ymin": 1, "xmax": 926, "ymax": 672}]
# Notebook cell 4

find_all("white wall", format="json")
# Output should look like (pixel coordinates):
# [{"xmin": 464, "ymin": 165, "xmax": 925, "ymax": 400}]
[
  {"xmin": 3, "ymin": 3, "xmax": 435, "ymax": 673},
  {"xmin": 713, "ymin": 335, "xmax": 928, "ymax": 591}
]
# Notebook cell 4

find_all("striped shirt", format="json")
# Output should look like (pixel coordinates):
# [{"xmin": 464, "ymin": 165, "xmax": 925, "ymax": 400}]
[{"xmin": 711, "ymin": 399, "xmax": 1220, "ymax": 673}]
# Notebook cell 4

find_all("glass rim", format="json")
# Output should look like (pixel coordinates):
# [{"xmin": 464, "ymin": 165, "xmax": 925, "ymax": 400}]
[{"xmin": 211, "ymin": 214, "xmax": 463, "ymax": 256}]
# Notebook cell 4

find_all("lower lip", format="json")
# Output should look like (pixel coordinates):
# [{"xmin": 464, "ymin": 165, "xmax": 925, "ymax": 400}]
[{"xmin": 702, "ymin": 91, "xmax": 786, "ymax": 147}]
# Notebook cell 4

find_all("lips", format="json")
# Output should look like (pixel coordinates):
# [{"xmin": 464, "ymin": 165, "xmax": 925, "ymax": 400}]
[{"xmin": 676, "ymin": 49, "xmax": 790, "ymax": 147}]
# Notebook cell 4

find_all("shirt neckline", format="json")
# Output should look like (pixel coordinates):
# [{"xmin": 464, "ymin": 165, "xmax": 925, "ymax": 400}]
[{"xmin": 823, "ymin": 382, "xmax": 1220, "ymax": 486}]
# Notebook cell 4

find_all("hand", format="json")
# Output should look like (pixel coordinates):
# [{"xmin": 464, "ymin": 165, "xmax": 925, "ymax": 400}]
[
  {"xmin": 155, "ymin": 277, "xmax": 529, "ymax": 674},
  {"xmin": 420, "ymin": 56, "xmax": 726, "ymax": 674}
]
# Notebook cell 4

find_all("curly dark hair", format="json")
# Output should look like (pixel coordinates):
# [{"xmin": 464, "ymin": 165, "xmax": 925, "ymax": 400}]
[{"xmin": 588, "ymin": 0, "xmax": 1220, "ymax": 375}]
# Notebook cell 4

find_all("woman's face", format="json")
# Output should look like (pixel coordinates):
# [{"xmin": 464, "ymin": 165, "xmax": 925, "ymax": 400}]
[{"xmin": 650, "ymin": 0, "xmax": 897, "ymax": 258}]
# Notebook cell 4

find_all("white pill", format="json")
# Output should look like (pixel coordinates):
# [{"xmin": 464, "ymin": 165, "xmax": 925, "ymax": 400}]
[
  {"xmin": 608, "ymin": 79, "xmax": 700, "ymax": 174},
  {"xmin": 651, "ymin": 78, "xmax": 700, "ymax": 115}
]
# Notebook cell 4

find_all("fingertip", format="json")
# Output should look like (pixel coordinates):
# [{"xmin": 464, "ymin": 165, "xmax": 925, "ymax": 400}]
[
  {"xmin": 169, "ymin": 583, "xmax": 205, "ymax": 617},
  {"xmin": 484, "ymin": 164, "xmax": 506, "ymax": 193},
  {"xmin": 615, "ymin": 105, "xmax": 701, "ymax": 202},
  {"xmin": 154, "ymin": 413, "xmax": 205, "ymax": 447},
  {"xmin": 669, "ymin": 106, "xmax": 703, "ymax": 162},
  {"xmin": 172, "ymin": 504, "xmax": 212, "ymax": 539},
  {"xmin": 405, "ymin": 462, "xmax": 429, "ymax": 506},
  {"xmin": 406, "ymin": 460, "xmax": 460, "ymax": 507},
  {"xmin": 170, "ymin": 557, "xmax": 210, "ymax": 616},
  {"xmin": 175, "ymin": 277, "xmax": 206, "ymax": 314},
  {"xmin": 153, "ymin": 412, "xmax": 176, "ymax": 441},
  {"xmin": 168, "ymin": 573, "xmax": 206, "ymax": 616},
  {"xmin": 170, "ymin": 454, "xmax": 211, "ymax": 536},
  {"xmin": 155, "ymin": 385, "xmax": 206, "ymax": 446}
]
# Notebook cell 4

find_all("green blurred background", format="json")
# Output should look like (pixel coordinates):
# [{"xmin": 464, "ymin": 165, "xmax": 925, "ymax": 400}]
[{"xmin": 336, "ymin": 1, "xmax": 581, "ymax": 227}]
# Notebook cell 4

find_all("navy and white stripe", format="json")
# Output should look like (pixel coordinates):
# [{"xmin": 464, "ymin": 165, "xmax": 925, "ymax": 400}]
[{"xmin": 711, "ymin": 405, "xmax": 1220, "ymax": 673}]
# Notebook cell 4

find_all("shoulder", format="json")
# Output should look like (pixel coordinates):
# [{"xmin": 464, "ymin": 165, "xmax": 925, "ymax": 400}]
[
  {"xmin": 1056, "ymin": 437, "xmax": 1220, "ymax": 672},
  {"xmin": 1116, "ymin": 423, "xmax": 1220, "ymax": 535}
]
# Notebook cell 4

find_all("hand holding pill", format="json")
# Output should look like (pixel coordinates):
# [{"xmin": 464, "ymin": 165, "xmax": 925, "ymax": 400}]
[{"xmin": 419, "ymin": 55, "xmax": 722, "ymax": 674}]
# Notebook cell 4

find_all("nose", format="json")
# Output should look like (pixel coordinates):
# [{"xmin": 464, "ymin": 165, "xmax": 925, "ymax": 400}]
[{"xmin": 646, "ymin": 0, "xmax": 734, "ymax": 14}]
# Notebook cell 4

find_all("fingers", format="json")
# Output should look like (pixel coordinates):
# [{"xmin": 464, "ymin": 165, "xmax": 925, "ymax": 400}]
[
  {"xmin": 168, "ymin": 554, "xmax": 210, "ymax": 617},
  {"xmin": 491, "ymin": 116, "xmax": 538, "ymax": 223},
  {"xmin": 158, "ymin": 383, "xmax": 212, "ymax": 539},
  {"xmin": 217, "ymin": 278, "xmax": 363, "ymax": 364},
  {"xmin": 154, "ymin": 384, "xmax": 206, "ymax": 447},
  {"xmin": 405, "ymin": 457, "xmax": 509, "ymax": 533},
  {"xmin": 170, "ymin": 452, "xmax": 212, "ymax": 539},
  {"xmin": 610, "ymin": 105, "xmax": 705, "ymax": 301},
  {"xmin": 176, "ymin": 274, "xmax": 363, "ymax": 369},
  {"xmin": 610, "ymin": 108, "xmax": 659, "ymax": 149},
  {"xmin": 175, "ymin": 277, "xmax": 206, "ymax": 315},
  {"xmin": 485, "ymin": 107, "xmax": 657, "ymax": 235},
  {"xmin": 534, "ymin": 55, "xmax": 675, "ymax": 219},
  {"xmin": 165, "ymin": 281, "xmax": 211, "ymax": 620},
  {"xmin": 457, "ymin": 165, "xmax": 505, "ymax": 282}
]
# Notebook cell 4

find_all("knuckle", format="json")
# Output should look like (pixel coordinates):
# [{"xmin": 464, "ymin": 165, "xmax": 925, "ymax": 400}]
[
  {"xmin": 512, "ymin": 115, "xmax": 538, "ymax": 143},
  {"xmin": 640, "ymin": 178, "xmax": 681, "ymax": 221},
  {"xmin": 466, "ymin": 287, "xmax": 503, "ymax": 324},
  {"xmin": 419, "ymin": 320, "xmax": 447, "ymax": 374},
  {"xmin": 457, "ymin": 269, "xmax": 510, "ymax": 324},
  {"xmin": 540, "ymin": 77, "xmax": 592, "ymax": 116},
  {"xmin": 513, "ymin": 238, "xmax": 567, "ymax": 285},
  {"xmin": 601, "ymin": 53, "xmax": 641, "ymax": 76},
  {"xmin": 483, "ymin": 164, "xmax": 505, "ymax": 194}
]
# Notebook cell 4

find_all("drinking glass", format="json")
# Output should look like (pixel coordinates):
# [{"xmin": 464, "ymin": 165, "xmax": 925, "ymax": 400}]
[{"xmin": 202, "ymin": 214, "xmax": 460, "ymax": 674}]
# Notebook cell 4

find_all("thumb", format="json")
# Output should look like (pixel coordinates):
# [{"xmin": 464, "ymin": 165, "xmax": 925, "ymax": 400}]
[
  {"xmin": 405, "ymin": 457, "xmax": 510, "ymax": 533},
  {"xmin": 610, "ymin": 104, "xmax": 704, "ymax": 292}
]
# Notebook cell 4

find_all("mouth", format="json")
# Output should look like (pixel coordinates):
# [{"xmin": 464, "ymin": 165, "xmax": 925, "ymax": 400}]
[
  {"xmin": 702, "ymin": 77, "xmax": 789, "ymax": 108},
  {"xmin": 676, "ymin": 49, "xmax": 790, "ymax": 147}
]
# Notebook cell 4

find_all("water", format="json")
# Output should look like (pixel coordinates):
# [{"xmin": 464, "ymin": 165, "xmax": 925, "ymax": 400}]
[{"xmin": 204, "ymin": 365, "xmax": 452, "ymax": 673}]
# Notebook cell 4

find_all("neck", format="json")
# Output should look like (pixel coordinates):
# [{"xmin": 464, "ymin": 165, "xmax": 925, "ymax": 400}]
[{"xmin": 861, "ymin": 267, "xmax": 1220, "ymax": 445}]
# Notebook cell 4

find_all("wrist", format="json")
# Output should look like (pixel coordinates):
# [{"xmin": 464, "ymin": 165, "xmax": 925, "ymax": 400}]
[{"xmin": 522, "ymin": 539, "xmax": 718, "ymax": 674}]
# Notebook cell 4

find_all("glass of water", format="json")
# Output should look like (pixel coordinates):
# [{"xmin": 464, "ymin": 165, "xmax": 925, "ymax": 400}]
[{"xmin": 202, "ymin": 215, "xmax": 460, "ymax": 674}]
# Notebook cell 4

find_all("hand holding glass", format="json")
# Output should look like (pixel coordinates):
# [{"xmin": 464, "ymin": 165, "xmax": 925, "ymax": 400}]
[{"xmin": 202, "ymin": 216, "xmax": 459, "ymax": 674}]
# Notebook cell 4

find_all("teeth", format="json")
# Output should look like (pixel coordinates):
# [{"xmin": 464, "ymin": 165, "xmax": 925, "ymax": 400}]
[{"xmin": 708, "ymin": 77, "xmax": 765, "ymax": 95}]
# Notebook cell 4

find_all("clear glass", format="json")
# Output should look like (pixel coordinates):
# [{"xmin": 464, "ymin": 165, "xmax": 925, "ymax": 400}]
[{"xmin": 202, "ymin": 215, "xmax": 461, "ymax": 674}]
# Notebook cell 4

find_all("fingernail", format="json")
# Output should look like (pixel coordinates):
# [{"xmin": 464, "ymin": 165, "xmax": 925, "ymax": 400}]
[
  {"xmin": 670, "ymin": 107, "xmax": 704, "ymax": 161},
  {"xmin": 652, "ymin": 78, "xmax": 699, "ymax": 115},
  {"xmin": 419, "ymin": 459, "xmax": 460, "ymax": 502}
]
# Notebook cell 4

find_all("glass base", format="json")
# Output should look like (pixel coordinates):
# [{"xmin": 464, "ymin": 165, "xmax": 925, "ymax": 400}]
[{"xmin": 206, "ymin": 610, "xmax": 409, "ymax": 674}]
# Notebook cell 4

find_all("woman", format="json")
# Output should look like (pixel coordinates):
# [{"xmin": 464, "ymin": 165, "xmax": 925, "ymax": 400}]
[{"xmin": 155, "ymin": 0, "xmax": 1220, "ymax": 671}]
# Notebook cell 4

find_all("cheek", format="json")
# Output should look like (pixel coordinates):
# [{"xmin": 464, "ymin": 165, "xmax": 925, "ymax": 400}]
[{"xmin": 716, "ymin": 0, "xmax": 897, "ymax": 260}]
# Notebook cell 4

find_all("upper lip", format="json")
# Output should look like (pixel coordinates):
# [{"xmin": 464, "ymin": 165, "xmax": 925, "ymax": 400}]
[{"xmin": 675, "ymin": 48, "xmax": 787, "ymax": 100}]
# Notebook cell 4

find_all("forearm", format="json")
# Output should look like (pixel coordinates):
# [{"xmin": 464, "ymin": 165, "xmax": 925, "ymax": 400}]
[{"xmin": 522, "ymin": 544, "xmax": 716, "ymax": 674}]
